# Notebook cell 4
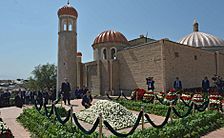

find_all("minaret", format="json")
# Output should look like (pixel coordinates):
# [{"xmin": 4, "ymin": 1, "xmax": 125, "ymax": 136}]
[
  {"xmin": 193, "ymin": 18, "xmax": 199, "ymax": 32},
  {"xmin": 57, "ymin": 1, "xmax": 78, "ymax": 96}
]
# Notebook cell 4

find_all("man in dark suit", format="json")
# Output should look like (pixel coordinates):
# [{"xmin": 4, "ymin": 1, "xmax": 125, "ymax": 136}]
[
  {"xmin": 174, "ymin": 77, "xmax": 182, "ymax": 91},
  {"xmin": 202, "ymin": 76, "xmax": 210, "ymax": 93},
  {"xmin": 146, "ymin": 77, "xmax": 155, "ymax": 91},
  {"xmin": 61, "ymin": 78, "xmax": 71, "ymax": 105},
  {"xmin": 81, "ymin": 91, "xmax": 93, "ymax": 109}
]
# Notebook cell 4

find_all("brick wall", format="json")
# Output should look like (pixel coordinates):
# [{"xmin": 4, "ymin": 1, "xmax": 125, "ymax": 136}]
[
  {"xmin": 118, "ymin": 41, "xmax": 164, "ymax": 92},
  {"xmin": 83, "ymin": 61, "xmax": 101, "ymax": 95},
  {"xmin": 218, "ymin": 53, "xmax": 224, "ymax": 77},
  {"xmin": 163, "ymin": 40, "xmax": 217, "ymax": 90},
  {"xmin": 112, "ymin": 60, "xmax": 120, "ymax": 94},
  {"xmin": 100, "ymin": 60, "xmax": 110, "ymax": 95}
]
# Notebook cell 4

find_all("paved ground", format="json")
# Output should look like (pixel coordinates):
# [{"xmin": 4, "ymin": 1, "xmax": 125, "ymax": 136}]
[
  {"xmin": 202, "ymin": 128, "xmax": 224, "ymax": 138},
  {"xmin": 0, "ymin": 106, "xmax": 31, "ymax": 138},
  {"xmin": 0, "ymin": 98, "xmax": 224, "ymax": 137}
]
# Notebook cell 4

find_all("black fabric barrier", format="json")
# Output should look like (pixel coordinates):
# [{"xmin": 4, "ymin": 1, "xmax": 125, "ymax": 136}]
[
  {"xmin": 155, "ymin": 95, "xmax": 166, "ymax": 105},
  {"xmin": 172, "ymin": 103, "xmax": 193, "ymax": 118},
  {"xmin": 106, "ymin": 92, "xmax": 121, "ymax": 100},
  {"xmin": 194, "ymin": 101, "xmax": 209, "ymax": 112},
  {"xmin": 34, "ymin": 99, "xmax": 42, "ymax": 112},
  {"xmin": 142, "ymin": 97, "xmax": 154, "ymax": 103},
  {"xmin": 144, "ymin": 107, "xmax": 171, "ymax": 128},
  {"xmin": 103, "ymin": 111, "xmax": 143, "ymax": 138},
  {"xmin": 44, "ymin": 104, "xmax": 54, "ymax": 118},
  {"xmin": 72, "ymin": 113, "xmax": 100, "ymax": 135},
  {"xmin": 54, "ymin": 107, "xmax": 71, "ymax": 125},
  {"xmin": 180, "ymin": 97, "xmax": 192, "ymax": 107},
  {"xmin": 172, "ymin": 98, "xmax": 178, "ymax": 105},
  {"xmin": 122, "ymin": 92, "xmax": 132, "ymax": 100}
]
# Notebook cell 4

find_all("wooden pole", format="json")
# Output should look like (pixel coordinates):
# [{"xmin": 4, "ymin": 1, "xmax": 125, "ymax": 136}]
[
  {"xmin": 193, "ymin": 103, "xmax": 195, "ymax": 113},
  {"xmin": 99, "ymin": 113, "xmax": 103, "ymax": 138},
  {"xmin": 70, "ymin": 106, "xmax": 73, "ymax": 124},
  {"xmin": 170, "ymin": 103, "xmax": 173, "ymax": 122},
  {"xmin": 207, "ymin": 102, "xmax": 210, "ymax": 111},
  {"xmin": 136, "ymin": 91, "xmax": 138, "ymax": 101},
  {"xmin": 52, "ymin": 102, "xmax": 55, "ymax": 115},
  {"xmin": 61, "ymin": 94, "xmax": 63, "ymax": 107},
  {"xmin": 141, "ymin": 106, "xmax": 144, "ymax": 130},
  {"xmin": 152, "ymin": 93, "xmax": 154, "ymax": 104}
]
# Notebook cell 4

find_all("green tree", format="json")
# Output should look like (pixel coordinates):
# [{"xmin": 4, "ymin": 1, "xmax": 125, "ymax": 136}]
[{"xmin": 25, "ymin": 63, "xmax": 57, "ymax": 91}]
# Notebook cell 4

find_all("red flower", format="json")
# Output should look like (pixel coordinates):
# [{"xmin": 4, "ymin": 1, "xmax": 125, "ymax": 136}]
[
  {"xmin": 181, "ymin": 96, "xmax": 191, "ymax": 100},
  {"xmin": 166, "ymin": 95, "xmax": 177, "ymax": 100},
  {"xmin": 169, "ymin": 88, "xmax": 176, "ymax": 92},
  {"xmin": 193, "ymin": 99, "xmax": 204, "ymax": 103},
  {"xmin": 135, "ymin": 88, "xmax": 146, "ymax": 100},
  {"xmin": 209, "ymin": 97, "xmax": 219, "ymax": 100}
]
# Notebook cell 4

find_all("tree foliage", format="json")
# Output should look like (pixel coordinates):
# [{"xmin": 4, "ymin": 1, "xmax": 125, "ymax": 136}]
[{"xmin": 25, "ymin": 63, "xmax": 57, "ymax": 91}]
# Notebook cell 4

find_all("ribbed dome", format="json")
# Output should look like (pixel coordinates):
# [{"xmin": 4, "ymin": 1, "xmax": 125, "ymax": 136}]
[
  {"xmin": 93, "ymin": 30, "xmax": 129, "ymax": 45},
  {"xmin": 58, "ymin": 2, "xmax": 78, "ymax": 17},
  {"xmin": 179, "ymin": 32, "xmax": 224, "ymax": 47},
  {"xmin": 179, "ymin": 20, "xmax": 224, "ymax": 47}
]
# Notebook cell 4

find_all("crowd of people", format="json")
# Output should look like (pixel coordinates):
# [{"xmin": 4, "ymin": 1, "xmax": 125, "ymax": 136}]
[
  {"xmin": 0, "ymin": 88, "xmax": 57, "ymax": 108},
  {"xmin": 0, "ymin": 78, "xmax": 93, "ymax": 109},
  {"xmin": 1, "ymin": 75, "xmax": 222, "ymax": 109},
  {"xmin": 0, "ymin": 89, "xmax": 11, "ymax": 107},
  {"xmin": 14, "ymin": 88, "xmax": 57, "ymax": 108}
]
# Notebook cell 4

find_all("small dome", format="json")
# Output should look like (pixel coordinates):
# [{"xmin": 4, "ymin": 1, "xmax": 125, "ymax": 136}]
[
  {"xmin": 93, "ymin": 30, "xmax": 129, "ymax": 45},
  {"xmin": 179, "ymin": 32, "xmax": 224, "ymax": 47},
  {"xmin": 58, "ymin": 2, "xmax": 78, "ymax": 17},
  {"xmin": 179, "ymin": 20, "xmax": 224, "ymax": 47}
]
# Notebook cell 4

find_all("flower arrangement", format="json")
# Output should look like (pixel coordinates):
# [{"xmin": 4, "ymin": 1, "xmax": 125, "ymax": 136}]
[
  {"xmin": 135, "ymin": 88, "xmax": 146, "ymax": 100},
  {"xmin": 164, "ymin": 88, "xmax": 178, "ymax": 103},
  {"xmin": 209, "ymin": 95, "xmax": 221, "ymax": 110},
  {"xmin": 0, "ymin": 119, "xmax": 13, "ymax": 138},
  {"xmin": 143, "ymin": 90, "xmax": 154, "ymax": 101},
  {"xmin": 192, "ymin": 94, "xmax": 204, "ymax": 105},
  {"xmin": 181, "ymin": 94, "xmax": 192, "ymax": 101},
  {"xmin": 156, "ymin": 91, "xmax": 165, "ymax": 99},
  {"xmin": 76, "ymin": 100, "xmax": 140, "ymax": 130}
]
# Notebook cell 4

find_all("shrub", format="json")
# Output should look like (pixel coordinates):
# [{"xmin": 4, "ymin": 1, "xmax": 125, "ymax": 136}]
[
  {"xmin": 128, "ymin": 111, "xmax": 224, "ymax": 138},
  {"xmin": 17, "ymin": 108, "xmax": 103, "ymax": 138}
]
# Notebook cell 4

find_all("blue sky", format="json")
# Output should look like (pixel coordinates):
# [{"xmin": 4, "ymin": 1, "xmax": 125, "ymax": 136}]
[{"xmin": 0, "ymin": 0, "xmax": 224, "ymax": 80}]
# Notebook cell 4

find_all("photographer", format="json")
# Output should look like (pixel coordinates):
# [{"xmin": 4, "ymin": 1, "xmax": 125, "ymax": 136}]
[
  {"xmin": 81, "ymin": 90, "xmax": 93, "ymax": 109},
  {"xmin": 146, "ymin": 77, "xmax": 155, "ymax": 91}
]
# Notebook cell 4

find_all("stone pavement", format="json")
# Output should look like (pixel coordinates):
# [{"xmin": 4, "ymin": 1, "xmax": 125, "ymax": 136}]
[
  {"xmin": 202, "ymin": 128, "xmax": 224, "ymax": 138},
  {"xmin": 0, "ymin": 106, "xmax": 31, "ymax": 138}
]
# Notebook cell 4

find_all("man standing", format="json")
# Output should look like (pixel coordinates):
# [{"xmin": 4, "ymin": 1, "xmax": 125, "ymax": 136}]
[
  {"xmin": 61, "ymin": 78, "xmax": 71, "ymax": 105},
  {"xmin": 174, "ymin": 77, "xmax": 182, "ymax": 91},
  {"xmin": 202, "ymin": 76, "xmax": 210, "ymax": 93}
]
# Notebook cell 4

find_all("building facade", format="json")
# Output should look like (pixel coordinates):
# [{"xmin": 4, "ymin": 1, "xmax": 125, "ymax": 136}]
[{"xmin": 57, "ymin": 3, "xmax": 224, "ymax": 95}]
